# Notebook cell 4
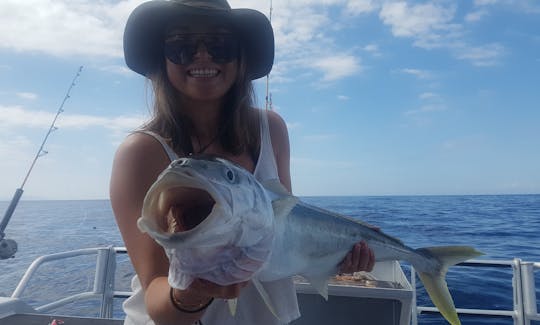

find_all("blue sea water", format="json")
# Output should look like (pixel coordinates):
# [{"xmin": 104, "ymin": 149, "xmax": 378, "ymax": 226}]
[{"xmin": 0, "ymin": 195, "xmax": 539, "ymax": 324}]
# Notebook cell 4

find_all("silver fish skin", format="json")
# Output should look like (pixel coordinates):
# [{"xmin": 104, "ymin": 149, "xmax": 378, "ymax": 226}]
[{"xmin": 139, "ymin": 156, "xmax": 483, "ymax": 325}]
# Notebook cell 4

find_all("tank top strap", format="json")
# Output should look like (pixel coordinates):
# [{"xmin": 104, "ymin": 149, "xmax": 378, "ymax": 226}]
[
  {"xmin": 253, "ymin": 109, "xmax": 279, "ymax": 182},
  {"xmin": 135, "ymin": 130, "xmax": 179, "ymax": 162}
]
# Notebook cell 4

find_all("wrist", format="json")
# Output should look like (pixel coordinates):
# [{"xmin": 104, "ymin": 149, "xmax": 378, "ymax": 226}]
[{"xmin": 170, "ymin": 287, "xmax": 213, "ymax": 313}]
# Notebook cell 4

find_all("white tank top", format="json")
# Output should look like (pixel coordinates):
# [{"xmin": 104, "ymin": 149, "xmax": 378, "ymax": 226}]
[{"xmin": 122, "ymin": 109, "xmax": 300, "ymax": 325}]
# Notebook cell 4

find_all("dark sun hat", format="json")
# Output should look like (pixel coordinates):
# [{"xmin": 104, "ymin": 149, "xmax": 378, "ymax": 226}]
[{"xmin": 123, "ymin": 0, "xmax": 274, "ymax": 80}]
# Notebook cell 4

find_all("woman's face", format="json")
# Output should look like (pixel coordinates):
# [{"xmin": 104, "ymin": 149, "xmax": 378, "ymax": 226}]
[{"xmin": 164, "ymin": 19, "xmax": 239, "ymax": 103}]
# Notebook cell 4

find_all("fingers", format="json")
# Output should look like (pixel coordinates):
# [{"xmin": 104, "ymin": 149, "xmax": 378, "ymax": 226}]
[
  {"xmin": 339, "ymin": 241, "xmax": 375, "ymax": 274},
  {"xmin": 366, "ymin": 245, "xmax": 375, "ymax": 271}
]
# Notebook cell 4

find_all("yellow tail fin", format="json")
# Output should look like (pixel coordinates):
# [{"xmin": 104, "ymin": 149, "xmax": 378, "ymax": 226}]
[{"xmin": 416, "ymin": 246, "xmax": 483, "ymax": 325}]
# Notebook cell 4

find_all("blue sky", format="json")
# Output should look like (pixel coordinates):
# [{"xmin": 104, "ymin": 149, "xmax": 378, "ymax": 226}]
[{"xmin": 0, "ymin": 0, "xmax": 539, "ymax": 200}]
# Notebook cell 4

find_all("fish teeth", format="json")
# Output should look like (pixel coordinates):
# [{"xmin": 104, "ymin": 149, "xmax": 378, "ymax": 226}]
[
  {"xmin": 189, "ymin": 68, "xmax": 219, "ymax": 77},
  {"xmin": 167, "ymin": 214, "xmax": 179, "ymax": 233}
]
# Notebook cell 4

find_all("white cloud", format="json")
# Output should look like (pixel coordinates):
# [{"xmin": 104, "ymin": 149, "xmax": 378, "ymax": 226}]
[
  {"xmin": 243, "ymin": 0, "xmax": 369, "ymax": 83},
  {"xmin": 345, "ymin": 0, "xmax": 379, "ymax": 15},
  {"xmin": 0, "ymin": 0, "xmax": 510, "ymax": 84},
  {"xmin": 465, "ymin": 9, "xmax": 489, "ymax": 22},
  {"xmin": 474, "ymin": 0, "xmax": 499, "ymax": 5},
  {"xmin": 98, "ymin": 65, "xmax": 134, "ymax": 76},
  {"xmin": 473, "ymin": 0, "xmax": 540, "ymax": 14},
  {"xmin": 379, "ymin": 1, "xmax": 505, "ymax": 66},
  {"xmin": 312, "ymin": 55, "xmax": 361, "ymax": 81},
  {"xmin": 0, "ymin": 0, "xmax": 369, "ymax": 83},
  {"xmin": 0, "ymin": 0, "xmax": 142, "ymax": 58},
  {"xmin": 455, "ymin": 43, "xmax": 505, "ymax": 67},
  {"xmin": 338, "ymin": 95, "xmax": 350, "ymax": 100},
  {"xmin": 0, "ymin": 105, "xmax": 146, "ymax": 131},
  {"xmin": 379, "ymin": 2, "xmax": 457, "ymax": 41},
  {"xmin": 419, "ymin": 92, "xmax": 438, "ymax": 100},
  {"xmin": 400, "ymin": 68, "xmax": 432, "ymax": 79},
  {"xmin": 405, "ymin": 104, "xmax": 447, "ymax": 116},
  {"xmin": 363, "ymin": 43, "xmax": 381, "ymax": 56},
  {"xmin": 16, "ymin": 92, "xmax": 38, "ymax": 100}
]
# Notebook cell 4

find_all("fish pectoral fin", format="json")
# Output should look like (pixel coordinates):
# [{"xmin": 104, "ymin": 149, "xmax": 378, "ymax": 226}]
[
  {"xmin": 252, "ymin": 279, "xmax": 282, "ymax": 321},
  {"xmin": 304, "ymin": 275, "xmax": 330, "ymax": 300},
  {"xmin": 227, "ymin": 298, "xmax": 238, "ymax": 316}
]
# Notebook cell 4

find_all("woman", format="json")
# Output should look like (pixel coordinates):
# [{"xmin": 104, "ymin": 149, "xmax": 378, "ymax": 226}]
[{"xmin": 110, "ymin": 1, "xmax": 375, "ymax": 324}]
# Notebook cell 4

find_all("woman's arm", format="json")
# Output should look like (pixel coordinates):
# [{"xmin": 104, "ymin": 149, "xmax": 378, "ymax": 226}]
[
  {"xmin": 110, "ymin": 133, "xmax": 247, "ymax": 325},
  {"xmin": 110, "ymin": 133, "xmax": 207, "ymax": 325}
]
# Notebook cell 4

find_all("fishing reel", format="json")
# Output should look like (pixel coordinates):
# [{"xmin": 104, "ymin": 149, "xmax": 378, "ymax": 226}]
[{"xmin": 0, "ymin": 238, "xmax": 17, "ymax": 259}]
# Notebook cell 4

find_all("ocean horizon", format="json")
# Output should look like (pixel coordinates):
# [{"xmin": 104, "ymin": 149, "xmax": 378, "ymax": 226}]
[{"xmin": 2, "ymin": 192, "xmax": 540, "ymax": 202}]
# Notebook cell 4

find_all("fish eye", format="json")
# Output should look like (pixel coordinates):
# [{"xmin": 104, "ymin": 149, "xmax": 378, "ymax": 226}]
[{"xmin": 226, "ymin": 169, "xmax": 235, "ymax": 182}]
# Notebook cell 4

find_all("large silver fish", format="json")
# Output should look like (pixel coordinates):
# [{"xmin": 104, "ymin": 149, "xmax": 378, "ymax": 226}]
[{"xmin": 138, "ymin": 156, "xmax": 483, "ymax": 325}]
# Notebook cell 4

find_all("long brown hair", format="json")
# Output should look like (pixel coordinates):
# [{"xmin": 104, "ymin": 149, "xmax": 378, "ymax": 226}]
[{"xmin": 144, "ymin": 51, "xmax": 260, "ymax": 157}]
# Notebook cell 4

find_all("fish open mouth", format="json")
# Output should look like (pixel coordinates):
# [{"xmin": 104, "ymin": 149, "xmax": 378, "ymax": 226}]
[{"xmin": 158, "ymin": 187, "xmax": 216, "ymax": 234}]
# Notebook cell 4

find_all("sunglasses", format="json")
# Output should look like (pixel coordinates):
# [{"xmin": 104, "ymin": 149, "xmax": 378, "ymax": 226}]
[{"xmin": 164, "ymin": 33, "xmax": 240, "ymax": 65}]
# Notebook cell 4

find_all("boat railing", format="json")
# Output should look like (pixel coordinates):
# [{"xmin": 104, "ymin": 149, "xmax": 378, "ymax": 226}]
[
  {"xmin": 11, "ymin": 246, "xmax": 127, "ymax": 318},
  {"xmin": 9, "ymin": 246, "xmax": 540, "ymax": 324},
  {"xmin": 411, "ymin": 259, "xmax": 540, "ymax": 325}
]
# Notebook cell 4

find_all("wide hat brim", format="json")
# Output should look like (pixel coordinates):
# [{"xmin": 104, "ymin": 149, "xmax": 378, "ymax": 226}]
[{"xmin": 123, "ymin": 1, "xmax": 274, "ymax": 80}]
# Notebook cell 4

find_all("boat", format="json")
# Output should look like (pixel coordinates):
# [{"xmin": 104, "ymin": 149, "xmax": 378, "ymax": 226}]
[{"xmin": 0, "ymin": 245, "xmax": 538, "ymax": 324}]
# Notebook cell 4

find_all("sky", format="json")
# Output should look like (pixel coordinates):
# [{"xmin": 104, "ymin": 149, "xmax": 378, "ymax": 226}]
[{"xmin": 0, "ymin": 0, "xmax": 539, "ymax": 200}]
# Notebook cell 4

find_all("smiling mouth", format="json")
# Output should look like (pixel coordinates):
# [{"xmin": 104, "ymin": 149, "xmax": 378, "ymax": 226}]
[
  {"xmin": 188, "ymin": 68, "xmax": 220, "ymax": 78},
  {"xmin": 160, "ymin": 187, "xmax": 216, "ymax": 233}
]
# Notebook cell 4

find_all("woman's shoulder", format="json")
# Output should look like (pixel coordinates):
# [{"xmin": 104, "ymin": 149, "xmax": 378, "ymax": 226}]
[
  {"xmin": 250, "ymin": 108, "xmax": 288, "ymax": 133},
  {"xmin": 266, "ymin": 110, "xmax": 287, "ymax": 132},
  {"xmin": 110, "ymin": 132, "xmax": 171, "ymax": 206},
  {"xmin": 114, "ymin": 131, "xmax": 171, "ymax": 169},
  {"xmin": 117, "ymin": 131, "xmax": 162, "ymax": 155}
]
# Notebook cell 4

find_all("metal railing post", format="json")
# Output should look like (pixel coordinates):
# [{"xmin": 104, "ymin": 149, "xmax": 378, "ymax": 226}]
[
  {"xmin": 94, "ymin": 246, "xmax": 116, "ymax": 318},
  {"xmin": 410, "ymin": 266, "xmax": 418, "ymax": 325},
  {"xmin": 512, "ymin": 258, "xmax": 524, "ymax": 325},
  {"xmin": 521, "ymin": 262, "xmax": 539, "ymax": 325}
]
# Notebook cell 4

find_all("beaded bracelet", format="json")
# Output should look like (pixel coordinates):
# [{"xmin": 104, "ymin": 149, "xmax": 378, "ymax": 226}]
[{"xmin": 170, "ymin": 287, "xmax": 214, "ymax": 313}]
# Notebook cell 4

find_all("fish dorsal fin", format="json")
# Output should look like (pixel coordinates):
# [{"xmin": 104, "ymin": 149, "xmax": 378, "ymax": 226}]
[
  {"xmin": 262, "ymin": 179, "xmax": 298, "ymax": 218},
  {"xmin": 252, "ymin": 278, "xmax": 281, "ymax": 321},
  {"xmin": 262, "ymin": 179, "xmax": 290, "ymax": 195},
  {"xmin": 271, "ymin": 197, "xmax": 298, "ymax": 219}
]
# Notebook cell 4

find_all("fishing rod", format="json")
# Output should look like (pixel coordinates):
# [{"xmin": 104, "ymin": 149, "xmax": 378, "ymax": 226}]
[
  {"xmin": 0, "ymin": 66, "xmax": 83, "ymax": 260},
  {"xmin": 265, "ymin": 0, "xmax": 273, "ymax": 111}
]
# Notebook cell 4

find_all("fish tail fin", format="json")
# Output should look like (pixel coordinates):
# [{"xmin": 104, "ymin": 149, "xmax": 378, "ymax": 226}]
[{"xmin": 415, "ymin": 246, "xmax": 483, "ymax": 325}]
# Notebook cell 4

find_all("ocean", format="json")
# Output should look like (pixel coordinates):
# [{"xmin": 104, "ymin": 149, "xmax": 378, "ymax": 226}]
[{"xmin": 0, "ymin": 195, "xmax": 539, "ymax": 324}]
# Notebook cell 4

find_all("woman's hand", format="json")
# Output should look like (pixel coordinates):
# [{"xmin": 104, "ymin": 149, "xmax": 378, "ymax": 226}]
[{"xmin": 339, "ymin": 241, "xmax": 375, "ymax": 274}]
